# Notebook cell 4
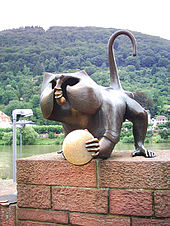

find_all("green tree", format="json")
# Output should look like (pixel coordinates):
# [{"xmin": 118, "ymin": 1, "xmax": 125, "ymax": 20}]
[
  {"xmin": 122, "ymin": 122, "xmax": 133, "ymax": 130},
  {"xmin": 4, "ymin": 100, "xmax": 32, "ymax": 119},
  {"xmin": 158, "ymin": 129, "xmax": 169, "ymax": 140},
  {"xmin": 48, "ymin": 131, "xmax": 55, "ymax": 139},
  {"xmin": 22, "ymin": 127, "xmax": 38, "ymax": 145},
  {"xmin": 2, "ymin": 132, "xmax": 13, "ymax": 145},
  {"xmin": 2, "ymin": 88, "xmax": 18, "ymax": 105},
  {"xmin": 134, "ymin": 91, "xmax": 153, "ymax": 111},
  {"xmin": 157, "ymin": 58, "xmax": 169, "ymax": 67},
  {"xmin": 31, "ymin": 94, "xmax": 40, "ymax": 108},
  {"xmin": 141, "ymin": 56, "xmax": 155, "ymax": 67}
]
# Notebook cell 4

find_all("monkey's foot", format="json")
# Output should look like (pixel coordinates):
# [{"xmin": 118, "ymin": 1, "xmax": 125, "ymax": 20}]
[
  {"xmin": 132, "ymin": 148, "xmax": 156, "ymax": 158},
  {"xmin": 86, "ymin": 138, "xmax": 100, "ymax": 158},
  {"xmin": 57, "ymin": 150, "xmax": 66, "ymax": 159}
]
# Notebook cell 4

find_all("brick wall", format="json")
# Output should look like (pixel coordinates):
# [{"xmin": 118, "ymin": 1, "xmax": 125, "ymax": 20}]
[
  {"xmin": 0, "ymin": 204, "xmax": 16, "ymax": 226},
  {"xmin": 16, "ymin": 150, "xmax": 170, "ymax": 226}
]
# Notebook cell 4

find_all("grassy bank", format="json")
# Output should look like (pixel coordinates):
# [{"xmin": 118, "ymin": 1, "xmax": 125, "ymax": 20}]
[{"xmin": 35, "ymin": 134, "xmax": 64, "ymax": 145}]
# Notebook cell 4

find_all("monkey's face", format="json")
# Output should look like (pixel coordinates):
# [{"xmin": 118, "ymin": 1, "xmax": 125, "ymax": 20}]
[{"xmin": 52, "ymin": 74, "xmax": 80, "ymax": 105}]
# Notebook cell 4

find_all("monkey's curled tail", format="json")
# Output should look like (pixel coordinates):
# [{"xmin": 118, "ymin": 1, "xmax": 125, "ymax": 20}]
[{"xmin": 108, "ymin": 30, "xmax": 137, "ymax": 90}]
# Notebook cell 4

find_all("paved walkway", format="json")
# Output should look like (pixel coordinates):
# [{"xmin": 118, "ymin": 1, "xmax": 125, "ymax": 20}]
[{"xmin": 0, "ymin": 179, "xmax": 16, "ymax": 197}]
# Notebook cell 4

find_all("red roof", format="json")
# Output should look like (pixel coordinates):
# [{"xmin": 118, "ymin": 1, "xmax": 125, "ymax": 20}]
[
  {"xmin": 156, "ymin": 116, "xmax": 168, "ymax": 120},
  {"xmin": 0, "ymin": 111, "xmax": 11, "ymax": 123}
]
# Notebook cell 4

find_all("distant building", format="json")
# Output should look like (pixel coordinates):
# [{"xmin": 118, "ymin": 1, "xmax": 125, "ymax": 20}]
[
  {"xmin": 0, "ymin": 111, "xmax": 12, "ymax": 128},
  {"xmin": 155, "ymin": 116, "xmax": 168, "ymax": 125},
  {"xmin": 150, "ymin": 115, "xmax": 168, "ymax": 130}
]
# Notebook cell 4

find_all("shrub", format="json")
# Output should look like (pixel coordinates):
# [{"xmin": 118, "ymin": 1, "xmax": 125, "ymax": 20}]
[
  {"xmin": 2, "ymin": 132, "xmax": 13, "ymax": 145},
  {"xmin": 121, "ymin": 135, "xmax": 134, "ymax": 143},
  {"xmin": 55, "ymin": 134, "xmax": 65, "ymax": 145},
  {"xmin": 34, "ymin": 125, "xmax": 63, "ymax": 134},
  {"xmin": 0, "ymin": 131, "xmax": 3, "ymax": 140},
  {"xmin": 22, "ymin": 127, "xmax": 38, "ymax": 145},
  {"xmin": 48, "ymin": 131, "xmax": 55, "ymax": 139},
  {"xmin": 151, "ymin": 135, "xmax": 164, "ymax": 143},
  {"xmin": 158, "ymin": 129, "xmax": 169, "ymax": 139}
]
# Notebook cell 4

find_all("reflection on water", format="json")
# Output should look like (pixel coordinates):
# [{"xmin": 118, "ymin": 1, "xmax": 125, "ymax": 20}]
[
  {"xmin": 115, "ymin": 143, "xmax": 170, "ymax": 151},
  {"xmin": 0, "ymin": 145, "xmax": 61, "ymax": 179},
  {"xmin": 0, "ymin": 143, "xmax": 169, "ymax": 179}
]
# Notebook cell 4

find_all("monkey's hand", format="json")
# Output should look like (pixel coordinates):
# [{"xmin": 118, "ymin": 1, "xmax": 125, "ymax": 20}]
[
  {"xmin": 86, "ymin": 137, "xmax": 115, "ymax": 159},
  {"xmin": 97, "ymin": 137, "xmax": 115, "ymax": 159},
  {"xmin": 132, "ymin": 148, "xmax": 156, "ymax": 158},
  {"xmin": 85, "ymin": 138, "xmax": 100, "ymax": 158},
  {"xmin": 54, "ymin": 86, "xmax": 66, "ymax": 106}
]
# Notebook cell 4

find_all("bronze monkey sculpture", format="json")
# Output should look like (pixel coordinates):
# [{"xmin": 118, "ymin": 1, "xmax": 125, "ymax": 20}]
[{"xmin": 40, "ymin": 30, "xmax": 155, "ymax": 159}]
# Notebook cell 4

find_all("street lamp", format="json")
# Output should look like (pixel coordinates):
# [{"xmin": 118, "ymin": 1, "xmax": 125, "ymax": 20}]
[
  {"xmin": 12, "ymin": 109, "xmax": 33, "ymax": 182},
  {"xmin": 18, "ymin": 123, "xmax": 25, "ymax": 158},
  {"xmin": 16, "ymin": 120, "xmax": 35, "ymax": 158}
]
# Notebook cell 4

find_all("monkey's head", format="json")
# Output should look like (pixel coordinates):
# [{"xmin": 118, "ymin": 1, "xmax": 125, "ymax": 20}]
[{"xmin": 40, "ymin": 70, "xmax": 102, "ymax": 119}]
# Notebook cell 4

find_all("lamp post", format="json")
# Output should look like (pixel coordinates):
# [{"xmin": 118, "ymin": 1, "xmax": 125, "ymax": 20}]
[
  {"xmin": 16, "ymin": 120, "xmax": 35, "ymax": 158},
  {"xmin": 17, "ymin": 122, "xmax": 25, "ymax": 158},
  {"xmin": 20, "ymin": 124, "xmax": 24, "ymax": 158},
  {"xmin": 12, "ymin": 109, "xmax": 33, "ymax": 182}
]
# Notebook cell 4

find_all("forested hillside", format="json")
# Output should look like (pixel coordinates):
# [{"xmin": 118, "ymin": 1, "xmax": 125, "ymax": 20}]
[{"xmin": 0, "ymin": 26, "xmax": 169, "ymax": 125}]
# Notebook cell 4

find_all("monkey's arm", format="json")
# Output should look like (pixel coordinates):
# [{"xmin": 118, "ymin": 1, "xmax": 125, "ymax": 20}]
[{"xmin": 86, "ymin": 92, "xmax": 126, "ymax": 159}]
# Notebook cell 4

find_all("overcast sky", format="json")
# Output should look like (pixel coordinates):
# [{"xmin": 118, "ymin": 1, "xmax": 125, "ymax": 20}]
[{"xmin": 0, "ymin": 0, "xmax": 169, "ymax": 40}]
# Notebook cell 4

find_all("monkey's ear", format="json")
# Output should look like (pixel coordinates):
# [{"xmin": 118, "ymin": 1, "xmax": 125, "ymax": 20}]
[
  {"xmin": 41, "ymin": 72, "xmax": 56, "ymax": 92},
  {"xmin": 40, "ymin": 72, "xmax": 56, "ymax": 119}
]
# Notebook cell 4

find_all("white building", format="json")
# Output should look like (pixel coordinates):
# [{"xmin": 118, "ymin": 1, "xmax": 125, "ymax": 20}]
[
  {"xmin": 155, "ymin": 116, "xmax": 168, "ymax": 125},
  {"xmin": 0, "ymin": 111, "xmax": 12, "ymax": 128},
  {"xmin": 150, "ymin": 115, "xmax": 168, "ymax": 130}
]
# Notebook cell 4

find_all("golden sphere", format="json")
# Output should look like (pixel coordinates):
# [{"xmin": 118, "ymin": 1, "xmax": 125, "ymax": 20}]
[{"xmin": 62, "ymin": 129, "xmax": 94, "ymax": 165}]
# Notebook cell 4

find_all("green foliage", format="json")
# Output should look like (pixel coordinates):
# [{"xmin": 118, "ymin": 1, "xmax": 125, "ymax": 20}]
[
  {"xmin": 2, "ymin": 132, "xmax": 13, "ymax": 145},
  {"xmin": 122, "ymin": 122, "xmax": 133, "ymax": 130},
  {"xmin": 151, "ymin": 135, "xmax": 165, "ymax": 143},
  {"xmin": 22, "ymin": 127, "xmax": 38, "ymax": 145},
  {"xmin": 48, "ymin": 131, "xmax": 55, "ymax": 139},
  {"xmin": 121, "ymin": 135, "xmax": 134, "ymax": 143},
  {"xmin": 33, "ymin": 125, "xmax": 63, "ymax": 134},
  {"xmin": 157, "ymin": 123, "xmax": 169, "ymax": 129},
  {"xmin": 0, "ymin": 128, "xmax": 12, "ymax": 133},
  {"xmin": 1, "ymin": 127, "xmax": 38, "ymax": 145},
  {"xmin": 0, "ymin": 131, "xmax": 3, "ymax": 139},
  {"xmin": 35, "ymin": 137, "xmax": 56, "ymax": 145},
  {"xmin": 165, "ymin": 121, "xmax": 170, "ymax": 128},
  {"xmin": 158, "ymin": 129, "xmax": 169, "ymax": 139},
  {"xmin": 146, "ymin": 130, "xmax": 153, "ymax": 138},
  {"xmin": 55, "ymin": 133, "xmax": 65, "ymax": 145}
]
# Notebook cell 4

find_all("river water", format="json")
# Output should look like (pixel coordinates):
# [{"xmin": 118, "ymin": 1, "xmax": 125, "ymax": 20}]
[{"xmin": 0, "ymin": 143, "xmax": 169, "ymax": 179}]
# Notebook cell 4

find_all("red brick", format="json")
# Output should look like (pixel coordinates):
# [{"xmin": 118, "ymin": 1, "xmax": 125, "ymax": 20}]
[
  {"xmin": 110, "ymin": 190, "xmax": 153, "ymax": 216},
  {"xmin": 17, "ymin": 208, "xmax": 68, "ymax": 224},
  {"xmin": 17, "ymin": 221, "xmax": 56, "ymax": 226},
  {"xmin": 70, "ymin": 212, "xmax": 130, "ymax": 226},
  {"xmin": 99, "ymin": 159, "xmax": 168, "ymax": 189},
  {"xmin": 132, "ymin": 218, "xmax": 170, "ymax": 226},
  {"xmin": 17, "ymin": 185, "xmax": 51, "ymax": 209},
  {"xmin": 0, "ymin": 204, "xmax": 16, "ymax": 226},
  {"xmin": 17, "ymin": 153, "xmax": 97, "ymax": 187},
  {"xmin": 154, "ymin": 190, "xmax": 170, "ymax": 217},
  {"xmin": 52, "ymin": 187, "xmax": 108, "ymax": 214}
]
